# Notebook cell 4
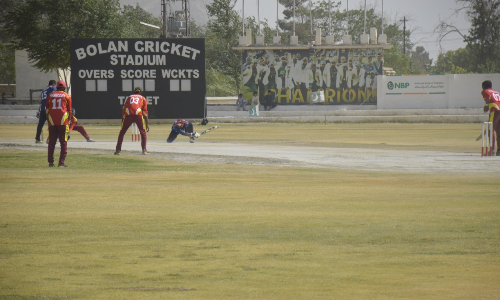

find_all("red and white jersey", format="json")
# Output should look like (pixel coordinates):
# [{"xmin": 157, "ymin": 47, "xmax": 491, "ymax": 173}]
[
  {"xmin": 122, "ymin": 94, "xmax": 148, "ymax": 117},
  {"xmin": 481, "ymin": 88, "xmax": 500, "ymax": 113},
  {"xmin": 69, "ymin": 115, "xmax": 78, "ymax": 131},
  {"xmin": 46, "ymin": 90, "xmax": 72, "ymax": 126}
]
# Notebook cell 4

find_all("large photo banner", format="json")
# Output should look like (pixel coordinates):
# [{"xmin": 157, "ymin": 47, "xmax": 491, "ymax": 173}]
[
  {"xmin": 242, "ymin": 48, "xmax": 383, "ymax": 105},
  {"xmin": 71, "ymin": 38, "xmax": 205, "ymax": 119}
]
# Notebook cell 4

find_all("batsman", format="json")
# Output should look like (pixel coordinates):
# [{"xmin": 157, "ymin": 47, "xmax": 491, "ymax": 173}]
[{"xmin": 167, "ymin": 119, "xmax": 200, "ymax": 143}]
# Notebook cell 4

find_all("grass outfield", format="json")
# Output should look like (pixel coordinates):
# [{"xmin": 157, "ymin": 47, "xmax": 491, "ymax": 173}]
[{"xmin": 0, "ymin": 123, "xmax": 499, "ymax": 299}]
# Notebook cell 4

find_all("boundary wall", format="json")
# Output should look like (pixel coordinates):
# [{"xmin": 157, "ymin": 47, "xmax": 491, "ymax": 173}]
[
  {"xmin": 377, "ymin": 74, "xmax": 500, "ymax": 109},
  {"xmin": 15, "ymin": 50, "xmax": 59, "ymax": 99}
]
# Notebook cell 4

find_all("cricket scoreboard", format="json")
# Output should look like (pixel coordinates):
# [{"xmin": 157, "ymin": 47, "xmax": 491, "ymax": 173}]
[{"xmin": 70, "ymin": 38, "xmax": 205, "ymax": 119}]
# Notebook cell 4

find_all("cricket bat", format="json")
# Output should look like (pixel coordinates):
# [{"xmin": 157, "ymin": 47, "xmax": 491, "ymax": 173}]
[
  {"xmin": 200, "ymin": 125, "xmax": 220, "ymax": 135},
  {"xmin": 476, "ymin": 129, "xmax": 488, "ymax": 141}
]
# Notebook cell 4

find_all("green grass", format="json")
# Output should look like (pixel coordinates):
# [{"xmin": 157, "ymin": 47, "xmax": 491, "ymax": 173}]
[{"xmin": 0, "ymin": 124, "xmax": 499, "ymax": 299}]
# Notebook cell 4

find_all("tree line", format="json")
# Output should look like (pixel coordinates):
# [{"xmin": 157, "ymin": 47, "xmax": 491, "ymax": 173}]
[{"xmin": 0, "ymin": 0, "xmax": 498, "ymax": 96}]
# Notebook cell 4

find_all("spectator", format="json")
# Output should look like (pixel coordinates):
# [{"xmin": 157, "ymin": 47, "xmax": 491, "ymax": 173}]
[
  {"xmin": 263, "ymin": 90, "xmax": 277, "ymax": 110},
  {"xmin": 249, "ymin": 92, "xmax": 259, "ymax": 116},
  {"xmin": 236, "ymin": 93, "xmax": 248, "ymax": 111}
]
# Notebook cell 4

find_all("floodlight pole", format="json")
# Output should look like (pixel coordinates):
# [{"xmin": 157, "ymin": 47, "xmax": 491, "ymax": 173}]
[
  {"xmin": 309, "ymin": 0, "xmax": 313, "ymax": 36},
  {"xmin": 242, "ymin": 0, "xmax": 245, "ymax": 35},
  {"xmin": 258, "ymin": 0, "xmax": 260, "ymax": 35},
  {"xmin": 276, "ymin": 0, "xmax": 279, "ymax": 35},
  {"xmin": 402, "ymin": 16, "xmax": 406, "ymax": 55},
  {"xmin": 328, "ymin": 0, "xmax": 331, "ymax": 35},
  {"xmin": 346, "ymin": 0, "xmax": 349, "ymax": 35},
  {"xmin": 363, "ymin": 0, "xmax": 367, "ymax": 34},
  {"xmin": 161, "ymin": 0, "xmax": 168, "ymax": 38},
  {"xmin": 381, "ymin": 0, "xmax": 384, "ymax": 34}
]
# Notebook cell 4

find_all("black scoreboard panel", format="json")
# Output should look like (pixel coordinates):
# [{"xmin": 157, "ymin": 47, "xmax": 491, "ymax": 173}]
[{"xmin": 70, "ymin": 38, "xmax": 205, "ymax": 119}]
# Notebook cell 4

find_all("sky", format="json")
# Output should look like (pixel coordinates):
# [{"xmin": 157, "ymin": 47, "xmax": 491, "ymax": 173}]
[
  {"xmin": 120, "ymin": 0, "xmax": 471, "ymax": 63},
  {"xmin": 233, "ymin": 0, "xmax": 470, "ymax": 62}
]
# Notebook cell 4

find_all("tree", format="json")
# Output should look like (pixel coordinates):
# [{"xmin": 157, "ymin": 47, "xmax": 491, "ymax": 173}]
[
  {"xmin": 279, "ymin": 0, "xmax": 313, "ymax": 44},
  {"xmin": 119, "ymin": 4, "xmax": 163, "ymax": 39},
  {"xmin": 312, "ymin": 0, "xmax": 343, "ymax": 37},
  {"xmin": 0, "ymin": 0, "xmax": 27, "ymax": 42},
  {"xmin": 462, "ymin": 0, "xmax": 500, "ymax": 72},
  {"xmin": 435, "ymin": 0, "xmax": 500, "ymax": 73},
  {"xmin": 5, "ymin": 0, "xmax": 123, "ymax": 83},
  {"xmin": 0, "ymin": 0, "xmax": 29, "ymax": 83},
  {"xmin": 243, "ymin": 16, "xmax": 276, "ymax": 45},
  {"xmin": 206, "ymin": 0, "xmax": 243, "ymax": 93},
  {"xmin": 431, "ymin": 48, "xmax": 471, "ymax": 74},
  {"xmin": 0, "ymin": 43, "xmax": 15, "ymax": 84},
  {"xmin": 410, "ymin": 46, "xmax": 432, "ymax": 74}
]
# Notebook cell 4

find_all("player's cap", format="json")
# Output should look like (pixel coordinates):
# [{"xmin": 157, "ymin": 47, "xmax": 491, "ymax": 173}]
[
  {"xmin": 56, "ymin": 80, "xmax": 66, "ymax": 88},
  {"xmin": 246, "ymin": 57, "xmax": 252, "ymax": 61},
  {"xmin": 49, "ymin": 80, "xmax": 56, "ymax": 86},
  {"xmin": 134, "ymin": 87, "xmax": 142, "ymax": 94},
  {"xmin": 279, "ymin": 70, "xmax": 286, "ymax": 75}
]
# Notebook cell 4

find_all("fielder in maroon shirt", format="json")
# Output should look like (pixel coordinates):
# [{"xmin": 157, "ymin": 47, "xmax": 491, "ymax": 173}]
[
  {"xmin": 114, "ymin": 87, "xmax": 150, "ymax": 155},
  {"xmin": 69, "ymin": 112, "xmax": 94, "ymax": 142},
  {"xmin": 46, "ymin": 80, "xmax": 72, "ymax": 167},
  {"xmin": 481, "ymin": 80, "xmax": 500, "ymax": 156}
]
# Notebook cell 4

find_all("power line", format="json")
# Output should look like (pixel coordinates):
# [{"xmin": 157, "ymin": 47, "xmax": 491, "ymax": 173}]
[
  {"xmin": 417, "ymin": 38, "xmax": 465, "ymax": 43},
  {"xmin": 411, "ymin": 28, "xmax": 470, "ymax": 35}
]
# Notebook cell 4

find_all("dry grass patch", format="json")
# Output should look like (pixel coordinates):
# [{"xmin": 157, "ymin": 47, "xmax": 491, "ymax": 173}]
[{"xmin": 0, "ymin": 149, "xmax": 498, "ymax": 300}]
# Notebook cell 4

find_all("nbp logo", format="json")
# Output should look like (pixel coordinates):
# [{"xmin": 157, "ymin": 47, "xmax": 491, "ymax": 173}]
[{"xmin": 387, "ymin": 81, "xmax": 410, "ymax": 90}]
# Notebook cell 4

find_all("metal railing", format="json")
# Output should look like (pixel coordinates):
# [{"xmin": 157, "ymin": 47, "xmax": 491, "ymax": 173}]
[
  {"xmin": 1, "ymin": 92, "xmax": 15, "ymax": 104},
  {"xmin": 29, "ymin": 89, "xmax": 44, "ymax": 105}
]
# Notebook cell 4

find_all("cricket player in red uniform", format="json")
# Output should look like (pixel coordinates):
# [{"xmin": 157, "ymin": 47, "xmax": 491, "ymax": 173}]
[
  {"xmin": 481, "ymin": 80, "xmax": 500, "ymax": 156},
  {"xmin": 46, "ymin": 80, "xmax": 72, "ymax": 167},
  {"xmin": 68, "ymin": 109, "xmax": 95, "ymax": 142},
  {"xmin": 114, "ymin": 87, "xmax": 150, "ymax": 155}
]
